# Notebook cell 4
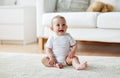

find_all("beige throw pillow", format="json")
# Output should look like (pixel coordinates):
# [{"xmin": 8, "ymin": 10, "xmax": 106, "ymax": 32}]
[{"xmin": 91, "ymin": 0, "xmax": 120, "ymax": 12}]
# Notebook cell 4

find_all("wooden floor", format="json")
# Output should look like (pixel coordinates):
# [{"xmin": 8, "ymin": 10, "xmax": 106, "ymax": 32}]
[{"xmin": 0, "ymin": 42, "xmax": 120, "ymax": 57}]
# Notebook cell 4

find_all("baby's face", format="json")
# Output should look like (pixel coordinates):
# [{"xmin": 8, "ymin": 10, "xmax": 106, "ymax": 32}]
[{"xmin": 52, "ymin": 18, "xmax": 67, "ymax": 36}]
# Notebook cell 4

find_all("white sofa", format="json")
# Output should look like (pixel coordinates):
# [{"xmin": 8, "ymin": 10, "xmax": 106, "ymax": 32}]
[{"xmin": 36, "ymin": 0, "xmax": 120, "ymax": 50}]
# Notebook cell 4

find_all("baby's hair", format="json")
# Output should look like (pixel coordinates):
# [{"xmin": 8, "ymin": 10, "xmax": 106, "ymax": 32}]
[{"xmin": 51, "ymin": 15, "xmax": 66, "ymax": 25}]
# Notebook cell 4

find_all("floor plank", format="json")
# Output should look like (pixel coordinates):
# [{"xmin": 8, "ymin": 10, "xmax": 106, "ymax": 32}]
[{"xmin": 0, "ymin": 43, "xmax": 120, "ymax": 57}]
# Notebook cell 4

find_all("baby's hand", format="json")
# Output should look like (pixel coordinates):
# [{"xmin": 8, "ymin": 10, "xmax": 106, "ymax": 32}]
[
  {"xmin": 49, "ymin": 57, "xmax": 56, "ymax": 66},
  {"xmin": 68, "ymin": 52, "xmax": 75, "ymax": 59}
]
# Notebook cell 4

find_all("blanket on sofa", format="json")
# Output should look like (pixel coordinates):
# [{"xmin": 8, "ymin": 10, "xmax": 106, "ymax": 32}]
[{"xmin": 0, "ymin": 52, "xmax": 120, "ymax": 78}]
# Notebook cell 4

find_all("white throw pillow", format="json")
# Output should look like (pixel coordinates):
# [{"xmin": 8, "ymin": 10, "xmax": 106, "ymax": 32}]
[
  {"xmin": 0, "ymin": 0, "xmax": 16, "ymax": 5},
  {"xmin": 56, "ymin": 0, "xmax": 90, "ymax": 12}
]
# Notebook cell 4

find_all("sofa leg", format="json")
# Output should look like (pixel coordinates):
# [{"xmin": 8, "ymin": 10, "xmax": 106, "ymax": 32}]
[{"xmin": 39, "ymin": 37, "xmax": 45, "ymax": 51}]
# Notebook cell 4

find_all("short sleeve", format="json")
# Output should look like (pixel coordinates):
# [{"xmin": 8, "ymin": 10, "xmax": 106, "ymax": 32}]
[
  {"xmin": 67, "ymin": 33, "xmax": 76, "ymax": 46},
  {"xmin": 45, "ymin": 36, "xmax": 53, "ymax": 48}
]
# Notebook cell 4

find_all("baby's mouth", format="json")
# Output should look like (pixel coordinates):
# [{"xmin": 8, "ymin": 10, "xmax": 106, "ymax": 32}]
[{"xmin": 58, "ymin": 30, "xmax": 64, "ymax": 32}]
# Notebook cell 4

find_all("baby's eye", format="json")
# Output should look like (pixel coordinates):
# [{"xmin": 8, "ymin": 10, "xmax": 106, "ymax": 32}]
[
  {"xmin": 56, "ymin": 24, "xmax": 60, "ymax": 26},
  {"xmin": 62, "ymin": 24, "xmax": 65, "ymax": 26}
]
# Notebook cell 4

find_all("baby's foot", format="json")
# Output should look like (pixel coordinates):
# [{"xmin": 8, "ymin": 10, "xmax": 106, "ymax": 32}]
[
  {"xmin": 75, "ymin": 61, "xmax": 87, "ymax": 70},
  {"xmin": 56, "ymin": 63, "xmax": 63, "ymax": 69}
]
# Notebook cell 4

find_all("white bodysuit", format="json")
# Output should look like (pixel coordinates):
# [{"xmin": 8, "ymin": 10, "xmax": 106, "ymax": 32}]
[{"xmin": 45, "ymin": 33, "xmax": 76, "ymax": 65}]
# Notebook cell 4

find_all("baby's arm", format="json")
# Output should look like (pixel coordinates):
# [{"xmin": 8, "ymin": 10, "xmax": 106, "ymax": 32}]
[
  {"xmin": 68, "ymin": 44, "xmax": 77, "ymax": 58},
  {"xmin": 46, "ymin": 48, "xmax": 56, "ymax": 65}
]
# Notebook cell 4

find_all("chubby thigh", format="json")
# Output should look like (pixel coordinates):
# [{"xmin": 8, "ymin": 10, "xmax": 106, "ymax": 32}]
[
  {"xmin": 41, "ymin": 57, "xmax": 55, "ymax": 67},
  {"xmin": 65, "ymin": 57, "xmax": 73, "ymax": 66},
  {"xmin": 65, "ymin": 56, "xmax": 79, "ymax": 66}
]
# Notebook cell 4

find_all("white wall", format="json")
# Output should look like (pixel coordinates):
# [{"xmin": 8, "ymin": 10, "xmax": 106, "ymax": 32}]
[
  {"xmin": 0, "ymin": 0, "xmax": 36, "ymax": 6},
  {"xmin": 36, "ymin": 0, "xmax": 44, "ymax": 37},
  {"xmin": 16, "ymin": 0, "xmax": 36, "ymax": 6},
  {"xmin": 0, "ymin": 0, "xmax": 16, "ymax": 5}
]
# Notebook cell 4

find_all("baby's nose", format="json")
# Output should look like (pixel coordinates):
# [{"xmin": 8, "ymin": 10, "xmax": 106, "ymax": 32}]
[{"xmin": 59, "ymin": 25, "xmax": 63, "ymax": 28}]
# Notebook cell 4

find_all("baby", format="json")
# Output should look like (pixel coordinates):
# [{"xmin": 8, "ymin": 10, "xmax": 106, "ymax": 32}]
[{"xmin": 41, "ymin": 15, "xmax": 87, "ymax": 70}]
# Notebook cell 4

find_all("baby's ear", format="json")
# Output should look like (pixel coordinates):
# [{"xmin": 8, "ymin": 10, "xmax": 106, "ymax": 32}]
[{"xmin": 50, "ymin": 26, "xmax": 53, "ymax": 31}]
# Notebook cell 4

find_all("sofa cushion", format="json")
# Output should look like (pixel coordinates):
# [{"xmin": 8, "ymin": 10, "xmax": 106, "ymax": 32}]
[
  {"xmin": 42, "ymin": 12, "xmax": 99, "ymax": 28},
  {"xmin": 56, "ymin": 0, "xmax": 90, "ymax": 12},
  {"xmin": 44, "ymin": 26, "xmax": 120, "ymax": 43},
  {"xmin": 97, "ymin": 12, "xmax": 120, "ymax": 29}
]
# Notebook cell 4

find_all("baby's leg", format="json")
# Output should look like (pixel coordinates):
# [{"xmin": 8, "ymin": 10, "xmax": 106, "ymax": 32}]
[
  {"xmin": 41, "ymin": 57, "xmax": 54, "ymax": 67},
  {"xmin": 72, "ymin": 56, "xmax": 87, "ymax": 70},
  {"xmin": 65, "ymin": 56, "xmax": 72, "ymax": 66},
  {"xmin": 41, "ymin": 57, "xmax": 63, "ymax": 69}
]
